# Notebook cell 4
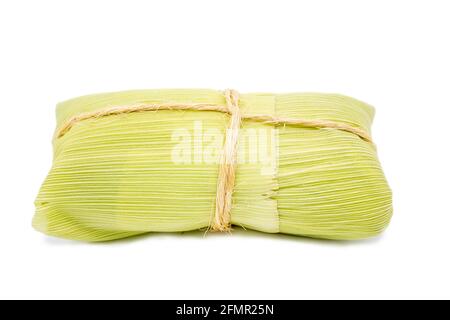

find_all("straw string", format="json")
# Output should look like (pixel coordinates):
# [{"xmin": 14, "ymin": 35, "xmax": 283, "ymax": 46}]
[{"xmin": 210, "ymin": 89, "xmax": 241, "ymax": 231}]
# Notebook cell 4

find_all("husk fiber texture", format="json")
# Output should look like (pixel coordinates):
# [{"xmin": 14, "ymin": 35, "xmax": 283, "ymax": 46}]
[{"xmin": 33, "ymin": 89, "xmax": 392, "ymax": 241}]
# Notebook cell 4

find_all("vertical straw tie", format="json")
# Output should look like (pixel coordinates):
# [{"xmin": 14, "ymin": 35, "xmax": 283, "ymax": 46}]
[{"xmin": 209, "ymin": 89, "xmax": 242, "ymax": 232}]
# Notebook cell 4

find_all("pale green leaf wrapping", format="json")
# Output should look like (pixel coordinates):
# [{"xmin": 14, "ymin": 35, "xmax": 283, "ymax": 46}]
[{"xmin": 33, "ymin": 89, "xmax": 392, "ymax": 241}]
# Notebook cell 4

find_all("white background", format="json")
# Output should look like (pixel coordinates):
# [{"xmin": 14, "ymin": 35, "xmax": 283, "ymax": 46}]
[{"xmin": 1, "ymin": 0, "xmax": 449, "ymax": 300}]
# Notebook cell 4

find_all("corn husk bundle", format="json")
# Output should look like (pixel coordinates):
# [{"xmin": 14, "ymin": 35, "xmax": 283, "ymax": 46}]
[{"xmin": 33, "ymin": 89, "xmax": 392, "ymax": 241}]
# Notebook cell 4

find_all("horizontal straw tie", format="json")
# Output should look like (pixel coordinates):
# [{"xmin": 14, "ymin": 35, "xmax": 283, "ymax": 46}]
[{"xmin": 57, "ymin": 94, "xmax": 373, "ymax": 143}]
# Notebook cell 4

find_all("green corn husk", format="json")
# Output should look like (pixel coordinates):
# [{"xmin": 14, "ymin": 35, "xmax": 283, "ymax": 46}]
[{"xmin": 33, "ymin": 89, "xmax": 392, "ymax": 241}]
